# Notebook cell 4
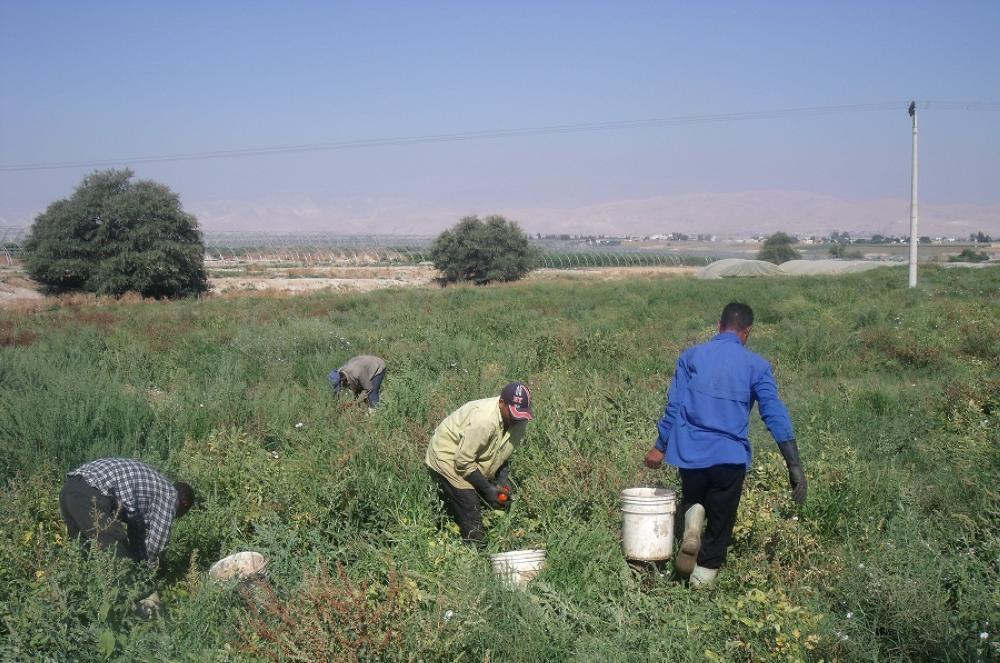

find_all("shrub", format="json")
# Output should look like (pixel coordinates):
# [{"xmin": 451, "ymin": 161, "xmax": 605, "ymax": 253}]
[
  {"xmin": 23, "ymin": 169, "xmax": 208, "ymax": 298},
  {"xmin": 429, "ymin": 215, "xmax": 540, "ymax": 285},
  {"xmin": 757, "ymin": 231, "xmax": 801, "ymax": 264},
  {"xmin": 949, "ymin": 248, "xmax": 989, "ymax": 263},
  {"xmin": 828, "ymin": 244, "xmax": 863, "ymax": 259},
  {"xmin": 238, "ymin": 563, "xmax": 413, "ymax": 662}
]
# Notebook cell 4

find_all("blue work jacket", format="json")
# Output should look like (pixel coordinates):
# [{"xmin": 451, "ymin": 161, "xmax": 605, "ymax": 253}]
[{"xmin": 655, "ymin": 331, "xmax": 795, "ymax": 469}]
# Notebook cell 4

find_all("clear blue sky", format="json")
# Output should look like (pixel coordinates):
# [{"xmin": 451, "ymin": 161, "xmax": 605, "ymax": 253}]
[{"xmin": 1, "ymin": 1, "xmax": 998, "ymax": 227}]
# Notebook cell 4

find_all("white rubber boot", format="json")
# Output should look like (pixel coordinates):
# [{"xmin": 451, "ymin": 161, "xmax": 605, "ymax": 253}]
[
  {"xmin": 689, "ymin": 565, "xmax": 719, "ymax": 589},
  {"xmin": 674, "ymin": 503, "xmax": 705, "ymax": 577}
]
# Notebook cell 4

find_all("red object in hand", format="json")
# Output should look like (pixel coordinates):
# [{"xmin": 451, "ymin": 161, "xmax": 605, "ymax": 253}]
[{"xmin": 498, "ymin": 485, "xmax": 511, "ymax": 504}]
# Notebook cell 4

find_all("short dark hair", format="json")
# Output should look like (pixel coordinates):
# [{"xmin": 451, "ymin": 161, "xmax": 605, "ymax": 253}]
[
  {"xmin": 720, "ymin": 302, "xmax": 754, "ymax": 330},
  {"xmin": 175, "ymin": 482, "xmax": 195, "ymax": 513}
]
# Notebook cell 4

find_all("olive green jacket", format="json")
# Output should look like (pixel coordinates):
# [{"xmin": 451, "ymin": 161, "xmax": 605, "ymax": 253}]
[{"xmin": 425, "ymin": 397, "xmax": 526, "ymax": 490}]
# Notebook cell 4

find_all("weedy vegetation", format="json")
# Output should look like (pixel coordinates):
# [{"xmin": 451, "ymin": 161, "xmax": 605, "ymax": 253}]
[{"xmin": 0, "ymin": 265, "xmax": 997, "ymax": 661}]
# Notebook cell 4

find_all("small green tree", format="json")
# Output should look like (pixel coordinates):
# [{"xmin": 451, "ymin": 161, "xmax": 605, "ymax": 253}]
[
  {"xmin": 23, "ymin": 169, "xmax": 208, "ymax": 298},
  {"xmin": 949, "ymin": 248, "xmax": 989, "ymax": 263},
  {"xmin": 430, "ymin": 215, "xmax": 540, "ymax": 285},
  {"xmin": 757, "ymin": 231, "xmax": 800, "ymax": 264}
]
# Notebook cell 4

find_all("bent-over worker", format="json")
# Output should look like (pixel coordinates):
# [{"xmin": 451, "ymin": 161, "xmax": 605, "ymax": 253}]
[
  {"xmin": 329, "ymin": 354, "xmax": 387, "ymax": 409},
  {"xmin": 59, "ymin": 458, "xmax": 194, "ymax": 567},
  {"xmin": 644, "ymin": 303, "xmax": 806, "ymax": 588},
  {"xmin": 425, "ymin": 382, "xmax": 533, "ymax": 546}
]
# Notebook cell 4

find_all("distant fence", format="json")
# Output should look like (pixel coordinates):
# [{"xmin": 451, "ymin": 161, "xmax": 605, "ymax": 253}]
[
  {"xmin": 200, "ymin": 245, "xmax": 714, "ymax": 268},
  {"xmin": 536, "ymin": 252, "xmax": 711, "ymax": 268},
  {"xmin": 199, "ymin": 233, "xmax": 715, "ymax": 268},
  {"xmin": 0, "ymin": 227, "xmax": 716, "ymax": 269}
]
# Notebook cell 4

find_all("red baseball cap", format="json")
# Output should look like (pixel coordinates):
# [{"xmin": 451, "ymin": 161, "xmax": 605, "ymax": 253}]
[{"xmin": 501, "ymin": 382, "xmax": 533, "ymax": 421}]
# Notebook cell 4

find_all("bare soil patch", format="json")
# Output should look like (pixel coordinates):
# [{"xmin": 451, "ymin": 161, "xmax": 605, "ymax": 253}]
[
  {"xmin": 209, "ymin": 265, "xmax": 437, "ymax": 294},
  {"xmin": 1, "ymin": 264, "xmax": 696, "ymax": 308},
  {"xmin": 0, "ymin": 273, "xmax": 44, "ymax": 307}
]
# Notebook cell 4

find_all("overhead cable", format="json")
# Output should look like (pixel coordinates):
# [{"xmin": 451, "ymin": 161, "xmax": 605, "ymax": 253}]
[{"xmin": 1, "ymin": 100, "xmax": 995, "ymax": 173}]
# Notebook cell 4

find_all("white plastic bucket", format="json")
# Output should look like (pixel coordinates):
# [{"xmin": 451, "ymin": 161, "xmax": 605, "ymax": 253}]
[
  {"xmin": 490, "ymin": 549, "xmax": 546, "ymax": 589},
  {"xmin": 208, "ymin": 551, "xmax": 269, "ymax": 583},
  {"xmin": 621, "ymin": 487, "xmax": 677, "ymax": 561}
]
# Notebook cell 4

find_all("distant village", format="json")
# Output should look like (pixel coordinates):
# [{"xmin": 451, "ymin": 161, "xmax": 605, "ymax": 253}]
[{"xmin": 534, "ymin": 231, "xmax": 995, "ymax": 246}]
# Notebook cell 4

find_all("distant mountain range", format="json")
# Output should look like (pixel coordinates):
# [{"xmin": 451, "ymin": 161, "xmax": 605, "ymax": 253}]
[
  {"xmin": 187, "ymin": 190, "xmax": 999, "ymax": 238},
  {"xmin": 4, "ymin": 190, "xmax": 996, "ymax": 238}
]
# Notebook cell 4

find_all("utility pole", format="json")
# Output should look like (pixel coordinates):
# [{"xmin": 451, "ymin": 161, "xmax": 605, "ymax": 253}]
[{"xmin": 908, "ymin": 101, "xmax": 919, "ymax": 288}]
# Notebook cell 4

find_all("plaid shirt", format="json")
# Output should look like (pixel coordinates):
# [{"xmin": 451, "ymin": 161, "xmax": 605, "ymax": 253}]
[{"xmin": 69, "ymin": 458, "xmax": 178, "ymax": 563}]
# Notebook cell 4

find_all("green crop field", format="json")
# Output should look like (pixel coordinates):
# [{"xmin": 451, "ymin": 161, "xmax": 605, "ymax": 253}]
[{"xmin": 1, "ymin": 266, "xmax": 997, "ymax": 661}]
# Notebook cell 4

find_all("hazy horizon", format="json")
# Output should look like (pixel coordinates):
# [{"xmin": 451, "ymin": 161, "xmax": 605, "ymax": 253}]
[{"xmin": 2, "ymin": 3, "xmax": 998, "ymax": 236}]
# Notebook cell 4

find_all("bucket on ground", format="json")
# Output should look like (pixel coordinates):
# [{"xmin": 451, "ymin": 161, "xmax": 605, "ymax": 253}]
[
  {"xmin": 209, "ymin": 551, "xmax": 269, "ymax": 583},
  {"xmin": 621, "ymin": 487, "xmax": 677, "ymax": 561},
  {"xmin": 490, "ymin": 549, "xmax": 546, "ymax": 589}
]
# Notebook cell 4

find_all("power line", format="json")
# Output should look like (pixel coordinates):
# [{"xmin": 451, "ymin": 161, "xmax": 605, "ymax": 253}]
[{"xmin": 1, "ymin": 100, "xmax": 996, "ymax": 173}]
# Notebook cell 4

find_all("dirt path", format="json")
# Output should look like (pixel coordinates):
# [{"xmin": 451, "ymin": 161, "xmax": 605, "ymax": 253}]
[
  {"xmin": 210, "ymin": 265, "xmax": 437, "ymax": 294},
  {"xmin": 0, "ymin": 274, "xmax": 44, "ymax": 307},
  {"xmin": 1, "ymin": 264, "xmax": 697, "ymax": 308}
]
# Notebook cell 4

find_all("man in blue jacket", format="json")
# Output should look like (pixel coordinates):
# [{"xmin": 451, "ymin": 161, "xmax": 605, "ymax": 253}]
[{"xmin": 644, "ymin": 302, "xmax": 806, "ymax": 588}]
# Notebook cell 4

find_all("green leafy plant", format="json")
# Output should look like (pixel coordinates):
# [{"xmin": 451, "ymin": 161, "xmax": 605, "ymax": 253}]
[
  {"xmin": 949, "ymin": 248, "xmax": 990, "ymax": 263},
  {"xmin": 23, "ymin": 169, "xmax": 208, "ymax": 298},
  {"xmin": 757, "ymin": 231, "xmax": 801, "ymax": 264},
  {"xmin": 429, "ymin": 215, "xmax": 540, "ymax": 285},
  {"xmin": 1, "ymin": 265, "xmax": 998, "ymax": 661}
]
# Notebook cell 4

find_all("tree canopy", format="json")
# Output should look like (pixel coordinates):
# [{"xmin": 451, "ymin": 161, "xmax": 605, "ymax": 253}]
[
  {"xmin": 23, "ymin": 169, "xmax": 208, "ymax": 298},
  {"xmin": 756, "ymin": 231, "xmax": 801, "ymax": 264},
  {"xmin": 429, "ymin": 215, "xmax": 540, "ymax": 285}
]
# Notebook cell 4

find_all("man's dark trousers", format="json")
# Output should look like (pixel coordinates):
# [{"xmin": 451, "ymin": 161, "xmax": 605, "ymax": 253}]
[
  {"xmin": 367, "ymin": 370, "xmax": 386, "ymax": 407},
  {"xmin": 59, "ymin": 475, "xmax": 141, "ymax": 561},
  {"xmin": 676, "ymin": 464, "xmax": 746, "ymax": 569},
  {"xmin": 428, "ymin": 469, "xmax": 484, "ymax": 546}
]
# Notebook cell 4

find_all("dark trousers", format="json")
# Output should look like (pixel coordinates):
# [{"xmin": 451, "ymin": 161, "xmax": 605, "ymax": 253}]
[
  {"xmin": 677, "ymin": 464, "xmax": 746, "ymax": 569},
  {"xmin": 59, "ymin": 475, "xmax": 140, "ymax": 562},
  {"xmin": 367, "ymin": 370, "xmax": 386, "ymax": 407},
  {"xmin": 429, "ymin": 469, "xmax": 484, "ymax": 546}
]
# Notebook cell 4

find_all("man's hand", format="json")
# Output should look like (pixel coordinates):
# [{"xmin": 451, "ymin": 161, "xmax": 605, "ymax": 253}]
[
  {"xmin": 497, "ymin": 485, "xmax": 512, "ymax": 509},
  {"xmin": 778, "ymin": 440, "xmax": 807, "ymax": 505},
  {"xmin": 481, "ymin": 483, "xmax": 505, "ymax": 509},
  {"xmin": 496, "ymin": 462, "xmax": 511, "ymax": 488},
  {"xmin": 644, "ymin": 448, "xmax": 665, "ymax": 469},
  {"xmin": 466, "ymin": 470, "xmax": 505, "ymax": 509},
  {"xmin": 788, "ymin": 464, "xmax": 807, "ymax": 504}
]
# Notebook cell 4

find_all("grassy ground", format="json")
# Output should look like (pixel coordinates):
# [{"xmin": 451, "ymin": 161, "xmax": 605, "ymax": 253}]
[{"xmin": 1, "ymin": 266, "xmax": 997, "ymax": 661}]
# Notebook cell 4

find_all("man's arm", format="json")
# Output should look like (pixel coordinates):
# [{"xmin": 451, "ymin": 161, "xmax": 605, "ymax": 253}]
[
  {"xmin": 655, "ymin": 354, "xmax": 690, "ymax": 452},
  {"xmin": 751, "ymin": 361, "xmax": 795, "ymax": 443},
  {"xmin": 646, "ymin": 354, "xmax": 689, "ymax": 468},
  {"xmin": 453, "ymin": 424, "xmax": 493, "ymax": 479},
  {"xmin": 454, "ymin": 425, "xmax": 504, "ymax": 507},
  {"xmin": 142, "ymin": 489, "xmax": 178, "ymax": 567},
  {"xmin": 752, "ymin": 361, "xmax": 806, "ymax": 504}
]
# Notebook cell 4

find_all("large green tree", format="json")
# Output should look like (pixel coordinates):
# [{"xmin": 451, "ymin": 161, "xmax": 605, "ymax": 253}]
[
  {"xmin": 757, "ymin": 231, "xmax": 801, "ymax": 264},
  {"xmin": 24, "ymin": 169, "xmax": 208, "ymax": 298},
  {"xmin": 430, "ymin": 215, "xmax": 540, "ymax": 285}
]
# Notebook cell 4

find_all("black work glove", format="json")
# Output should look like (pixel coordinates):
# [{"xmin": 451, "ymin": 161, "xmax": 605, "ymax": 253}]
[
  {"xmin": 466, "ymin": 470, "xmax": 504, "ymax": 509},
  {"xmin": 495, "ymin": 462, "xmax": 511, "ymax": 492},
  {"xmin": 778, "ymin": 440, "xmax": 807, "ymax": 505}
]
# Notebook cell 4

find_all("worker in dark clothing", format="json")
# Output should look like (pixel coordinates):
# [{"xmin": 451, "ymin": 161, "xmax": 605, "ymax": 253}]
[
  {"xmin": 60, "ymin": 458, "xmax": 194, "ymax": 566},
  {"xmin": 644, "ymin": 303, "xmax": 806, "ymax": 588},
  {"xmin": 329, "ymin": 355, "xmax": 387, "ymax": 409}
]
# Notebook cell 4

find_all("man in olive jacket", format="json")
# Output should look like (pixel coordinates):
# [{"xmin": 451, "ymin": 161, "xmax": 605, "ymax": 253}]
[{"xmin": 426, "ymin": 382, "xmax": 533, "ymax": 546}]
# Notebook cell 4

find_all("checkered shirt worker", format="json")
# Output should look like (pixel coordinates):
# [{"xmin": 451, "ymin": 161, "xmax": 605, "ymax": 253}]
[{"xmin": 60, "ymin": 458, "xmax": 194, "ymax": 566}]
